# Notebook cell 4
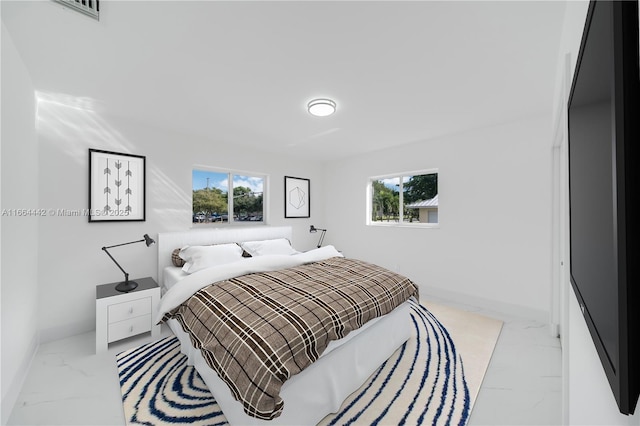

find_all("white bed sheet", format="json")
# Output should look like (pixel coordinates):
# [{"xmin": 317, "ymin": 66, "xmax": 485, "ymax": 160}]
[
  {"xmin": 163, "ymin": 266, "xmax": 188, "ymax": 291},
  {"xmin": 166, "ymin": 300, "xmax": 412, "ymax": 426}
]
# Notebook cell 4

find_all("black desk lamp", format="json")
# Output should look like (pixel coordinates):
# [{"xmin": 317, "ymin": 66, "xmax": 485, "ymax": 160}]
[
  {"xmin": 309, "ymin": 225, "xmax": 327, "ymax": 248},
  {"xmin": 102, "ymin": 234, "xmax": 155, "ymax": 292}
]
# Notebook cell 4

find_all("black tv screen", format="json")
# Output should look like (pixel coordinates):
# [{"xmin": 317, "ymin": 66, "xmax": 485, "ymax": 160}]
[{"xmin": 568, "ymin": 0, "xmax": 639, "ymax": 415}]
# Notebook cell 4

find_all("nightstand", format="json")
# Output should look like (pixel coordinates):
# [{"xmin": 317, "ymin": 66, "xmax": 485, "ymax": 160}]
[{"xmin": 95, "ymin": 277, "xmax": 161, "ymax": 353}]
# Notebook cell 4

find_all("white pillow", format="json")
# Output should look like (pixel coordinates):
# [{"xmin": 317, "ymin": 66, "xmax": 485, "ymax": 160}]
[
  {"xmin": 179, "ymin": 243, "xmax": 244, "ymax": 274},
  {"xmin": 240, "ymin": 238, "xmax": 299, "ymax": 257}
]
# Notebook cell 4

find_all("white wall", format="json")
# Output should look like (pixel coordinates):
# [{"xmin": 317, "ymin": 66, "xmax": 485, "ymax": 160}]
[
  {"xmin": 555, "ymin": 1, "xmax": 640, "ymax": 423},
  {"xmin": 1, "ymin": 22, "xmax": 40, "ymax": 424},
  {"xmin": 323, "ymin": 115, "xmax": 553, "ymax": 320},
  {"xmin": 34, "ymin": 107, "xmax": 325, "ymax": 342}
]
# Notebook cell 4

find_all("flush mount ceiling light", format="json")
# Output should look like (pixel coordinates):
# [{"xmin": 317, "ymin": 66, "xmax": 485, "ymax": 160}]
[{"xmin": 307, "ymin": 98, "xmax": 336, "ymax": 117}]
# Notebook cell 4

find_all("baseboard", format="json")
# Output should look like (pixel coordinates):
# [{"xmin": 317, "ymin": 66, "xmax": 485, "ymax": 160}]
[
  {"xmin": 39, "ymin": 320, "xmax": 93, "ymax": 344},
  {"xmin": 420, "ymin": 285, "xmax": 549, "ymax": 324},
  {"xmin": 1, "ymin": 332, "xmax": 39, "ymax": 425}
]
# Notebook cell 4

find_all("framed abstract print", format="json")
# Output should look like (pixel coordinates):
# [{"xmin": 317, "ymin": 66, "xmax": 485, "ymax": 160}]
[{"xmin": 284, "ymin": 176, "xmax": 310, "ymax": 218}]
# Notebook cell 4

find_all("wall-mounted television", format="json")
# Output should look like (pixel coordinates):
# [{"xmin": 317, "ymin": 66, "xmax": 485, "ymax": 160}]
[{"xmin": 568, "ymin": 0, "xmax": 639, "ymax": 415}]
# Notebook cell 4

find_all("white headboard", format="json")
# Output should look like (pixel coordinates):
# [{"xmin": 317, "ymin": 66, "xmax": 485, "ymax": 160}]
[{"xmin": 157, "ymin": 226, "xmax": 293, "ymax": 286}]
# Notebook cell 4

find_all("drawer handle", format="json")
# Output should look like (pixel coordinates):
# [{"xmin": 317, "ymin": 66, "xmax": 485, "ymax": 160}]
[
  {"xmin": 129, "ymin": 307, "xmax": 134, "ymax": 314},
  {"xmin": 129, "ymin": 325, "xmax": 134, "ymax": 333}
]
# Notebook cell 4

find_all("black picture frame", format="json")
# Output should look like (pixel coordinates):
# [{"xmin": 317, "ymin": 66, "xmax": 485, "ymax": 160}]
[
  {"xmin": 88, "ymin": 149, "xmax": 146, "ymax": 222},
  {"xmin": 284, "ymin": 176, "xmax": 310, "ymax": 218}
]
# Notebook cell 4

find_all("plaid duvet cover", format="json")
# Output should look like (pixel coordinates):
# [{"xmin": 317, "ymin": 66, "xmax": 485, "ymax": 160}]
[{"xmin": 161, "ymin": 256, "xmax": 419, "ymax": 420}]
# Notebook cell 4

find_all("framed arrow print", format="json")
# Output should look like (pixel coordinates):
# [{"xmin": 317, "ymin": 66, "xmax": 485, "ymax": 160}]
[{"xmin": 88, "ymin": 149, "xmax": 146, "ymax": 222}]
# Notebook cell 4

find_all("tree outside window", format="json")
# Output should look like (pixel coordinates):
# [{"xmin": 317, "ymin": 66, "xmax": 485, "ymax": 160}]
[
  {"xmin": 193, "ymin": 169, "xmax": 265, "ymax": 224},
  {"xmin": 369, "ymin": 171, "xmax": 438, "ymax": 225}
]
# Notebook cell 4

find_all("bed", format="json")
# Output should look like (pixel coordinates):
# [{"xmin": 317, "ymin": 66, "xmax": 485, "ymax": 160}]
[{"xmin": 155, "ymin": 226, "xmax": 417, "ymax": 425}]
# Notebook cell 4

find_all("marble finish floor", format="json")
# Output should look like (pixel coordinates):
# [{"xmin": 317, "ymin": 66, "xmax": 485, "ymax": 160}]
[{"xmin": 7, "ymin": 299, "xmax": 562, "ymax": 425}]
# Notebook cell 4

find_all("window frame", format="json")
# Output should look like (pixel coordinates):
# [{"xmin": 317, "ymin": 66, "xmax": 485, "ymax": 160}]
[
  {"xmin": 192, "ymin": 166, "xmax": 268, "ymax": 227},
  {"xmin": 366, "ymin": 168, "xmax": 439, "ymax": 228}
]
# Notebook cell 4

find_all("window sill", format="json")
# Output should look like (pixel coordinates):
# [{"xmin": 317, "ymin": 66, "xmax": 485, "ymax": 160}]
[{"xmin": 367, "ymin": 222, "xmax": 440, "ymax": 229}]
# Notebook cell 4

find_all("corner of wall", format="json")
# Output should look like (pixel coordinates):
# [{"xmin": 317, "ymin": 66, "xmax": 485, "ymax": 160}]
[
  {"xmin": 1, "ymin": 19, "xmax": 41, "ymax": 422},
  {"xmin": 0, "ymin": 333, "xmax": 39, "ymax": 425}
]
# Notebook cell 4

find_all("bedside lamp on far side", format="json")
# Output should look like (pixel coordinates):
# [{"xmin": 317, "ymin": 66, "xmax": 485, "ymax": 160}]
[
  {"xmin": 309, "ymin": 225, "xmax": 327, "ymax": 248},
  {"xmin": 102, "ymin": 233, "xmax": 155, "ymax": 292}
]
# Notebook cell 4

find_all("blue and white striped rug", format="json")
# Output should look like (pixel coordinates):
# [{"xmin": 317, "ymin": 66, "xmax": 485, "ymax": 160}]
[{"xmin": 116, "ymin": 300, "xmax": 470, "ymax": 425}]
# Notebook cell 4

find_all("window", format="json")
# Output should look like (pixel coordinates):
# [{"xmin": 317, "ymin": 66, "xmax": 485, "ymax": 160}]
[
  {"xmin": 368, "ymin": 170, "xmax": 438, "ymax": 226},
  {"xmin": 192, "ymin": 168, "xmax": 265, "ymax": 225}
]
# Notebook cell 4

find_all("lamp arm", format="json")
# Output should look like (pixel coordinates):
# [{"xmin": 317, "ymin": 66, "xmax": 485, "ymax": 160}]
[
  {"xmin": 102, "ymin": 238, "xmax": 145, "ymax": 250},
  {"xmin": 102, "ymin": 247, "xmax": 129, "ymax": 283},
  {"xmin": 310, "ymin": 225, "xmax": 328, "ymax": 248},
  {"xmin": 317, "ymin": 230, "xmax": 326, "ymax": 248}
]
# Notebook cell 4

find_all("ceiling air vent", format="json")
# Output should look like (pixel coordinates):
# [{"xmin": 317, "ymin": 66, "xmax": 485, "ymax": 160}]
[{"xmin": 53, "ymin": 0, "xmax": 99, "ymax": 20}]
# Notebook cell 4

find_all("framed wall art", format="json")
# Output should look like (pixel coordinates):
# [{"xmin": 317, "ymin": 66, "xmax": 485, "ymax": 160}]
[
  {"xmin": 284, "ymin": 176, "xmax": 310, "ymax": 218},
  {"xmin": 89, "ymin": 149, "xmax": 146, "ymax": 222}
]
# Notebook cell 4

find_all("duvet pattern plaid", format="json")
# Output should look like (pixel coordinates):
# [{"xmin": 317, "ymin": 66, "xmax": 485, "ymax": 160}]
[{"xmin": 161, "ymin": 256, "xmax": 419, "ymax": 420}]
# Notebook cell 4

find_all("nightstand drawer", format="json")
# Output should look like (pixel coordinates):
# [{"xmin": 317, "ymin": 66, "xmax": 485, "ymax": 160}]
[
  {"xmin": 108, "ymin": 314, "xmax": 152, "ymax": 343},
  {"xmin": 96, "ymin": 277, "xmax": 160, "ymax": 353},
  {"xmin": 108, "ymin": 297, "xmax": 151, "ymax": 323}
]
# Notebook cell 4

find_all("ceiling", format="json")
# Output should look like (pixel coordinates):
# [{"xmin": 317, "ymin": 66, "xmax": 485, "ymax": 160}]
[{"xmin": 2, "ymin": 1, "xmax": 567, "ymax": 161}]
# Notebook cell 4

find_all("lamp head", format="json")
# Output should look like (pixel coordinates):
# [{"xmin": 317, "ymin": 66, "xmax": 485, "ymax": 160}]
[
  {"xmin": 144, "ymin": 234, "xmax": 155, "ymax": 246},
  {"xmin": 310, "ymin": 225, "xmax": 317, "ymax": 233}
]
